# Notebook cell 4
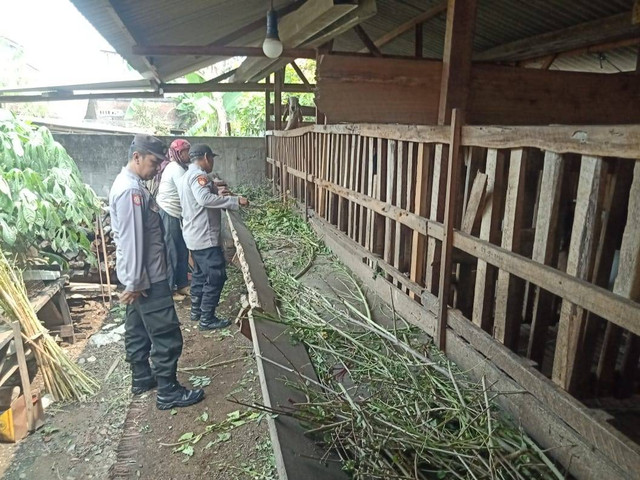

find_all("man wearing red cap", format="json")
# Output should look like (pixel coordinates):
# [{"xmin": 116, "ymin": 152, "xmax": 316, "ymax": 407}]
[{"xmin": 156, "ymin": 139, "xmax": 191, "ymax": 301}]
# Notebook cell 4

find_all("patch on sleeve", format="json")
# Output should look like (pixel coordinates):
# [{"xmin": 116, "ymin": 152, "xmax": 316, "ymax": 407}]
[
  {"xmin": 197, "ymin": 175, "xmax": 208, "ymax": 186},
  {"xmin": 132, "ymin": 193, "xmax": 142, "ymax": 206}
]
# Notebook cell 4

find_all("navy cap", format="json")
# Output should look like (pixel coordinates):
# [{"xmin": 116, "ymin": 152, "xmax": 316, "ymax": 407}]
[
  {"xmin": 131, "ymin": 134, "xmax": 167, "ymax": 161},
  {"xmin": 189, "ymin": 143, "xmax": 218, "ymax": 158}
]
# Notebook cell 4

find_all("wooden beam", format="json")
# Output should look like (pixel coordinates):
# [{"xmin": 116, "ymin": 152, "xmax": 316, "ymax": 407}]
[
  {"xmin": 132, "ymin": 44, "xmax": 316, "ymax": 58},
  {"xmin": 437, "ymin": 109, "xmax": 464, "ymax": 351},
  {"xmin": 474, "ymin": 13, "xmax": 640, "ymax": 62},
  {"xmin": 290, "ymin": 60, "xmax": 311, "ymax": 88},
  {"xmin": 438, "ymin": 0, "xmax": 477, "ymax": 124},
  {"xmin": 274, "ymin": 69, "xmax": 284, "ymax": 130},
  {"xmin": 161, "ymin": 82, "xmax": 313, "ymax": 94},
  {"xmin": 360, "ymin": 1, "xmax": 447, "ymax": 52},
  {"xmin": 0, "ymin": 91, "xmax": 161, "ymax": 103},
  {"xmin": 521, "ymin": 37, "xmax": 640, "ymax": 67},
  {"xmin": 353, "ymin": 25, "xmax": 382, "ymax": 56},
  {"xmin": 415, "ymin": 22, "xmax": 424, "ymax": 58}
]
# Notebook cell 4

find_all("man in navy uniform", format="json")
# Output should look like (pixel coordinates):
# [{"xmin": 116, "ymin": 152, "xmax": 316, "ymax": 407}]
[
  {"xmin": 178, "ymin": 144, "xmax": 249, "ymax": 330},
  {"xmin": 109, "ymin": 134, "xmax": 204, "ymax": 410}
]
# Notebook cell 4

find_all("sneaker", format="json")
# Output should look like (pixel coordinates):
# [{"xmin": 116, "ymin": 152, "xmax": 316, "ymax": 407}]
[
  {"xmin": 156, "ymin": 382, "xmax": 205, "ymax": 410},
  {"xmin": 199, "ymin": 316, "xmax": 232, "ymax": 331}
]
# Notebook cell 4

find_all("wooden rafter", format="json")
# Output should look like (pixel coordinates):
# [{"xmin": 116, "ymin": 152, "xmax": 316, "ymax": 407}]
[
  {"xmin": 290, "ymin": 60, "xmax": 312, "ymax": 88},
  {"xmin": 353, "ymin": 25, "xmax": 382, "ymax": 56},
  {"xmin": 132, "ymin": 45, "xmax": 316, "ymax": 58},
  {"xmin": 521, "ymin": 37, "xmax": 640, "ymax": 67},
  {"xmin": 475, "ymin": 12, "xmax": 640, "ymax": 62},
  {"xmin": 359, "ymin": 1, "xmax": 447, "ymax": 52}
]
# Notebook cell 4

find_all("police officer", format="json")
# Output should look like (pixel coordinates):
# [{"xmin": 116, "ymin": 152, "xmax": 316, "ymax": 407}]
[
  {"xmin": 109, "ymin": 134, "xmax": 204, "ymax": 410},
  {"xmin": 178, "ymin": 144, "xmax": 249, "ymax": 330}
]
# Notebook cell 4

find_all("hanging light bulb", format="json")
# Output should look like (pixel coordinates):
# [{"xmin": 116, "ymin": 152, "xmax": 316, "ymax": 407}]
[{"xmin": 262, "ymin": 7, "xmax": 283, "ymax": 58}]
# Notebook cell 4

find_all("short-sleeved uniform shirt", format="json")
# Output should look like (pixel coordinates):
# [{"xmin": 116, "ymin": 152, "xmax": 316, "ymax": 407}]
[{"xmin": 109, "ymin": 167, "xmax": 167, "ymax": 292}]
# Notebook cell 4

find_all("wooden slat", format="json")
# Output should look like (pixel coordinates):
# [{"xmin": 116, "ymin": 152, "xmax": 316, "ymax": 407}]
[
  {"xmin": 493, "ymin": 149, "xmax": 528, "ymax": 349},
  {"xmin": 527, "ymin": 151, "xmax": 564, "ymax": 365},
  {"xmin": 437, "ymin": 110, "xmax": 464, "ymax": 350},
  {"xmin": 383, "ymin": 140, "xmax": 396, "ymax": 271},
  {"xmin": 460, "ymin": 172, "xmax": 487, "ymax": 233},
  {"xmin": 472, "ymin": 149, "xmax": 506, "ymax": 332},
  {"xmin": 393, "ymin": 141, "xmax": 405, "ymax": 280},
  {"xmin": 409, "ymin": 143, "xmax": 432, "ymax": 299},
  {"xmin": 425, "ymin": 144, "xmax": 448, "ymax": 293},
  {"xmin": 553, "ymin": 156, "xmax": 606, "ymax": 392}
]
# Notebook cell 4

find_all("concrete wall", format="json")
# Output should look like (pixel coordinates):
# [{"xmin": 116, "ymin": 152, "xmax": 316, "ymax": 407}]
[{"xmin": 54, "ymin": 134, "xmax": 266, "ymax": 197}]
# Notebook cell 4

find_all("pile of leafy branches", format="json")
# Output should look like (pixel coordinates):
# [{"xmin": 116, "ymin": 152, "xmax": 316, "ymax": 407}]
[
  {"xmin": 243, "ymin": 187, "xmax": 563, "ymax": 480},
  {"xmin": 0, "ymin": 109, "xmax": 100, "ymax": 266}
]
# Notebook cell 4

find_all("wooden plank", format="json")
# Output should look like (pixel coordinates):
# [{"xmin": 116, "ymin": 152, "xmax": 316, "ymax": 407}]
[
  {"xmin": 383, "ymin": 140, "xmax": 396, "ymax": 271},
  {"xmin": 393, "ymin": 141, "xmax": 405, "ymax": 279},
  {"xmin": 425, "ymin": 144, "xmax": 448, "ymax": 293},
  {"xmin": 29, "ymin": 277, "xmax": 65, "ymax": 313},
  {"xmin": 453, "ymin": 232, "xmax": 640, "ymax": 338},
  {"xmin": 468, "ymin": 65, "xmax": 640, "ymax": 125},
  {"xmin": 493, "ymin": 149, "xmax": 528, "ymax": 350},
  {"xmin": 474, "ymin": 13, "xmax": 640, "ymax": 62},
  {"xmin": 12, "ymin": 322, "xmax": 34, "ymax": 432},
  {"xmin": 316, "ymin": 55, "xmax": 443, "ymax": 125},
  {"xmin": 225, "ymin": 211, "xmax": 348, "ymax": 480},
  {"xmin": 438, "ymin": 0, "xmax": 477, "ymax": 124},
  {"xmin": 527, "ymin": 151, "xmax": 564, "ymax": 365},
  {"xmin": 460, "ymin": 172, "xmax": 487, "ymax": 233},
  {"xmin": 437, "ymin": 110, "xmax": 464, "ymax": 350},
  {"xmin": 553, "ymin": 156, "xmax": 606, "ymax": 393},
  {"xmin": 305, "ymin": 210, "xmax": 637, "ymax": 480},
  {"xmin": 472, "ymin": 149, "xmax": 506, "ymax": 332}
]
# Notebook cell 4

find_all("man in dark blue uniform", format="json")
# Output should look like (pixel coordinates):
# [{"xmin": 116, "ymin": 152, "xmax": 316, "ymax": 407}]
[
  {"xmin": 177, "ymin": 144, "xmax": 249, "ymax": 330},
  {"xmin": 109, "ymin": 134, "xmax": 204, "ymax": 410}
]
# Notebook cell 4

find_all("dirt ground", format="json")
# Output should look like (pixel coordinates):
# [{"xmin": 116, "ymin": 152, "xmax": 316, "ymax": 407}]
[{"xmin": 0, "ymin": 264, "xmax": 274, "ymax": 480}]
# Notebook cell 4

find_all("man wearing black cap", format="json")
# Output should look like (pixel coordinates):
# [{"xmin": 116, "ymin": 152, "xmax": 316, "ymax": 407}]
[
  {"xmin": 109, "ymin": 134, "xmax": 204, "ymax": 410},
  {"xmin": 178, "ymin": 144, "xmax": 249, "ymax": 330}
]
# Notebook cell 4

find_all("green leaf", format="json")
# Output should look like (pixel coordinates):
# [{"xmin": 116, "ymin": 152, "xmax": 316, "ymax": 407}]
[
  {"xmin": 217, "ymin": 432, "xmax": 231, "ymax": 443},
  {"xmin": 170, "ymin": 409, "xmax": 177, "ymax": 416},
  {"xmin": 227, "ymin": 410, "xmax": 241, "ymax": 421},
  {"xmin": 178, "ymin": 432, "xmax": 194, "ymax": 442},
  {"xmin": 198, "ymin": 412, "xmax": 209, "ymax": 422}
]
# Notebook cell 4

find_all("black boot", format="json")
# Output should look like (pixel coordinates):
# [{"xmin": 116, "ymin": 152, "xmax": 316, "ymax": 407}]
[
  {"xmin": 156, "ymin": 377, "xmax": 205, "ymax": 410},
  {"xmin": 131, "ymin": 362, "xmax": 157, "ymax": 395},
  {"xmin": 190, "ymin": 295, "xmax": 202, "ymax": 322},
  {"xmin": 199, "ymin": 310, "xmax": 231, "ymax": 331}
]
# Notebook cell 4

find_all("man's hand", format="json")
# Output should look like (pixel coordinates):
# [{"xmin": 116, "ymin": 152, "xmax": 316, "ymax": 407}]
[
  {"xmin": 218, "ymin": 186, "xmax": 232, "ymax": 196},
  {"xmin": 120, "ymin": 290, "xmax": 147, "ymax": 305},
  {"xmin": 238, "ymin": 196, "xmax": 249, "ymax": 207},
  {"xmin": 213, "ymin": 179, "xmax": 228, "ymax": 187}
]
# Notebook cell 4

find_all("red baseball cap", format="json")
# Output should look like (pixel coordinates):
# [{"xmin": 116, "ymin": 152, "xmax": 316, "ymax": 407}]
[{"xmin": 170, "ymin": 139, "xmax": 191, "ymax": 151}]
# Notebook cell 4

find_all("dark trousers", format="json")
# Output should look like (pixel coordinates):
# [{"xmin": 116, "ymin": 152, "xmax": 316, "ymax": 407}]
[
  {"xmin": 159, "ymin": 209, "xmax": 189, "ymax": 291},
  {"xmin": 125, "ymin": 281, "xmax": 183, "ymax": 379},
  {"xmin": 191, "ymin": 247, "xmax": 227, "ymax": 315}
]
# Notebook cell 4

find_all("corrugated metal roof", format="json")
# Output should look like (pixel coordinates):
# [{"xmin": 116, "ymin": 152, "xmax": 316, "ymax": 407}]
[{"xmin": 70, "ymin": 0, "xmax": 639, "ymax": 81}]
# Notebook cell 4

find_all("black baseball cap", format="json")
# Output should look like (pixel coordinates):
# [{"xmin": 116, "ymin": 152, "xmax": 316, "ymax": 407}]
[
  {"xmin": 189, "ymin": 143, "xmax": 218, "ymax": 159},
  {"xmin": 131, "ymin": 134, "xmax": 168, "ymax": 161}
]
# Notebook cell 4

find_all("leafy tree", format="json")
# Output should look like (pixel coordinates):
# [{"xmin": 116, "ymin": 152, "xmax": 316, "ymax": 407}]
[{"xmin": 0, "ymin": 109, "xmax": 99, "ymax": 265}]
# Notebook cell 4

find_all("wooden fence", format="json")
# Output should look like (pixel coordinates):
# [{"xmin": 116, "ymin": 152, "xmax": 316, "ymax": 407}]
[{"xmin": 265, "ymin": 117, "xmax": 640, "ymax": 479}]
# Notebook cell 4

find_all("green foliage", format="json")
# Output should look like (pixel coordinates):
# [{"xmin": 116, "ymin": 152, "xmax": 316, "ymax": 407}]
[
  {"xmin": 125, "ymin": 99, "xmax": 171, "ymax": 135},
  {"xmin": 224, "ymin": 92, "xmax": 265, "ymax": 137},
  {"xmin": 0, "ymin": 109, "xmax": 100, "ymax": 265}
]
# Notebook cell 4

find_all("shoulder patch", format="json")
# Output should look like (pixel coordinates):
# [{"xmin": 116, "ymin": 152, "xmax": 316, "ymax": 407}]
[
  {"xmin": 132, "ymin": 193, "xmax": 142, "ymax": 206},
  {"xmin": 197, "ymin": 175, "xmax": 208, "ymax": 186}
]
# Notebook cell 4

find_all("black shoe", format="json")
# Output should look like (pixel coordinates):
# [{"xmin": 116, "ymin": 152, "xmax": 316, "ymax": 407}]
[
  {"xmin": 131, "ymin": 361, "xmax": 157, "ymax": 394},
  {"xmin": 190, "ymin": 295, "xmax": 202, "ymax": 322},
  {"xmin": 199, "ymin": 314, "xmax": 232, "ymax": 331},
  {"xmin": 131, "ymin": 375, "xmax": 157, "ymax": 395},
  {"xmin": 156, "ymin": 382, "xmax": 205, "ymax": 410}
]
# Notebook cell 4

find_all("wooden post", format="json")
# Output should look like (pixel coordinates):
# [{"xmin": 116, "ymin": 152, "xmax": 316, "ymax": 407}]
[
  {"xmin": 493, "ymin": 149, "xmax": 528, "ymax": 350},
  {"xmin": 527, "ymin": 152, "xmax": 564, "ymax": 365},
  {"xmin": 436, "ymin": 109, "xmax": 464, "ymax": 351},
  {"xmin": 438, "ymin": 0, "xmax": 477, "ymax": 124},
  {"xmin": 12, "ymin": 322, "xmax": 34, "ymax": 432},
  {"xmin": 553, "ymin": 155, "xmax": 606, "ymax": 393},
  {"xmin": 415, "ymin": 22, "xmax": 423, "ymax": 58},
  {"xmin": 384, "ymin": 140, "xmax": 396, "ymax": 274},
  {"xmin": 274, "ymin": 69, "xmax": 284, "ymax": 130}
]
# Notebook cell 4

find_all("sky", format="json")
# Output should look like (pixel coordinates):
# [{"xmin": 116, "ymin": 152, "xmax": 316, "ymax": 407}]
[{"xmin": 0, "ymin": 0, "xmax": 142, "ymax": 86}]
